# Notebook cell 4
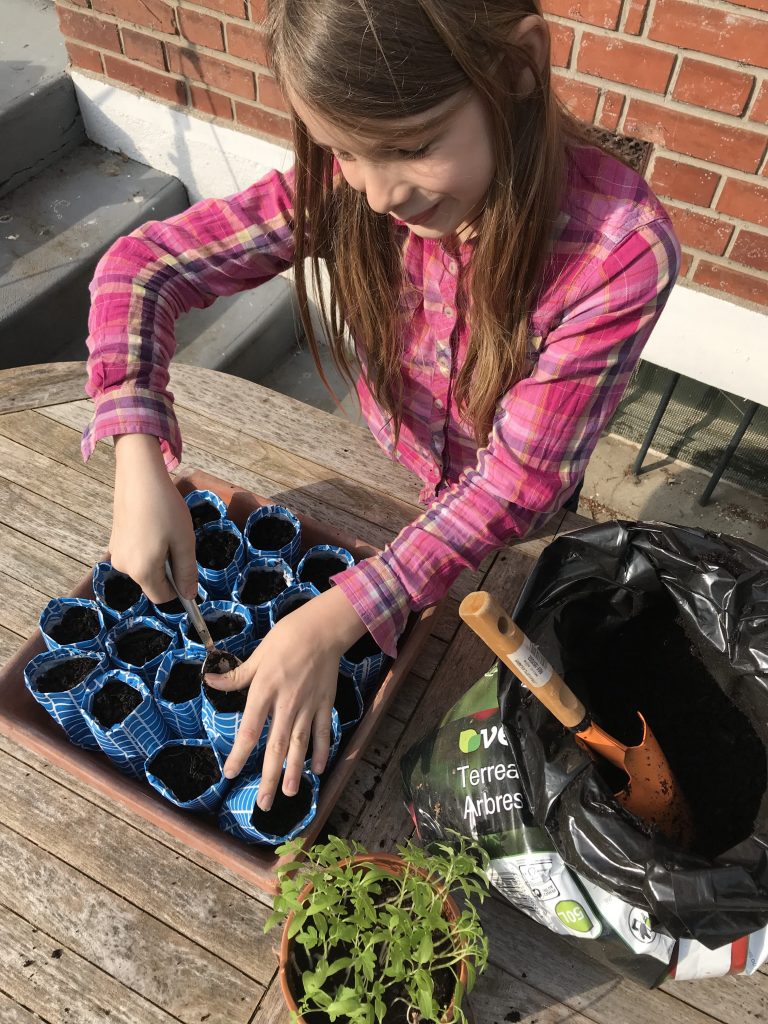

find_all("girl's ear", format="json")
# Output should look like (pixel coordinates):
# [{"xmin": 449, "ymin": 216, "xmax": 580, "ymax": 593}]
[{"xmin": 511, "ymin": 14, "xmax": 550, "ymax": 94}]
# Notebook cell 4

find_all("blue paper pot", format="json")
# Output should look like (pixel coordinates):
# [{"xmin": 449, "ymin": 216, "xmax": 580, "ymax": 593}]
[
  {"xmin": 340, "ymin": 636, "xmax": 387, "ymax": 701},
  {"xmin": 184, "ymin": 488, "xmax": 228, "ymax": 531},
  {"xmin": 105, "ymin": 615, "xmax": 178, "ymax": 685},
  {"xmin": 154, "ymin": 648, "xmax": 206, "ymax": 739},
  {"xmin": 244, "ymin": 505, "xmax": 301, "ymax": 569},
  {"xmin": 145, "ymin": 738, "xmax": 230, "ymax": 812},
  {"xmin": 296, "ymin": 545, "xmax": 355, "ymax": 592},
  {"xmin": 83, "ymin": 670, "xmax": 173, "ymax": 776},
  {"xmin": 180, "ymin": 601, "xmax": 253, "ymax": 659},
  {"xmin": 304, "ymin": 707, "xmax": 342, "ymax": 772},
  {"xmin": 24, "ymin": 649, "xmax": 106, "ymax": 750},
  {"xmin": 201, "ymin": 681, "xmax": 266, "ymax": 774},
  {"xmin": 152, "ymin": 581, "xmax": 208, "ymax": 630},
  {"xmin": 333, "ymin": 672, "xmax": 364, "ymax": 733},
  {"xmin": 268, "ymin": 583, "xmax": 320, "ymax": 629},
  {"xmin": 39, "ymin": 597, "xmax": 107, "ymax": 654},
  {"xmin": 92, "ymin": 562, "xmax": 148, "ymax": 625},
  {"xmin": 232, "ymin": 557, "xmax": 293, "ymax": 636},
  {"xmin": 218, "ymin": 769, "xmax": 319, "ymax": 845},
  {"xmin": 195, "ymin": 519, "xmax": 246, "ymax": 599}
]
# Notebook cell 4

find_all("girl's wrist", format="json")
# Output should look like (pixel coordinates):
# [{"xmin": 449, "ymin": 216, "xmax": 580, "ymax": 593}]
[
  {"xmin": 306, "ymin": 584, "xmax": 368, "ymax": 655},
  {"xmin": 114, "ymin": 432, "xmax": 166, "ymax": 473}
]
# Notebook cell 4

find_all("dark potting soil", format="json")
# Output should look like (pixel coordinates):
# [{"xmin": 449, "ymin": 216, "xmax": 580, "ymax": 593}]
[
  {"xmin": 196, "ymin": 531, "xmax": 239, "ymax": 569},
  {"xmin": 185, "ymin": 614, "xmax": 244, "ymax": 645},
  {"xmin": 103, "ymin": 573, "xmax": 143, "ymax": 612},
  {"xmin": 250, "ymin": 773, "xmax": 312, "ymax": 835},
  {"xmin": 190, "ymin": 500, "xmax": 221, "ymax": 531},
  {"xmin": 149, "ymin": 745, "xmax": 220, "ymax": 802},
  {"xmin": 162, "ymin": 661, "xmax": 203, "ymax": 703},
  {"xmin": 37, "ymin": 656, "xmax": 100, "ymax": 693},
  {"xmin": 300, "ymin": 556, "xmax": 347, "ymax": 593},
  {"xmin": 114, "ymin": 627, "xmax": 171, "ymax": 666},
  {"xmin": 155, "ymin": 592, "xmax": 203, "ymax": 616},
  {"xmin": 92, "ymin": 678, "xmax": 142, "ymax": 728},
  {"xmin": 334, "ymin": 674, "xmax": 361, "ymax": 727},
  {"xmin": 203, "ymin": 681, "xmax": 247, "ymax": 713},
  {"xmin": 558, "ymin": 590, "xmax": 767, "ymax": 858},
  {"xmin": 247, "ymin": 516, "xmax": 295, "ymax": 551},
  {"xmin": 344, "ymin": 632, "xmax": 380, "ymax": 663},
  {"xmin": 49, "ymin": 606, "xmax": 100, "ymax": 644},
  {"xmin": 240, "ymin": 569, "xmax": 287, "ymax": 605},
  {"xmin": 273, "ymin": 597, "xmax": 312, "ymax": 622}
]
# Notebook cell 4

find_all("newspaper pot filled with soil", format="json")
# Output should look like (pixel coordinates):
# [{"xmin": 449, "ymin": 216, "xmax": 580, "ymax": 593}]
[
  {"xmin": 145, "ymin": 737, "xmax": 230, "ymax": 812},
  {"xmin": 154, "ymin": 648, "xmax": 206, "ymax": 739},
  {"xmin": 92, "ymin": 562, "xmax": 148, "ymax": 624},
  {"xmin": 105, "ymin": 615, "xmax": 177, "ymax": 684},
  {"xmin": 39, "ymin": 597, "xmax": 107, "ymax": 654},
  {"xmin": 195, "ymin": 519, "xmax": 246, "ymax": 598},
  {"xmin": 219, "ymin": 768, "xmax": 320, "ymax": 844},
  {"xmin": 296, "ymin": 544, "xmax": 355, "ymax": 592},
  {"xmin": 82, "ymin": 670, "xmax": 172, "ymax": 776},
  {"xmin": 244, "ymin": 504, "xmax": 301, "ymax": 569},
  {"xmin": 233, "ymin": 557, "xmax": 294, "ymax": 636},
  {"xmin": 23, "ymin": 649, "xmax": 107, "ymax": 750},
  {"xmin": 270, "ymin": 837, "xmax": 489, "ymax": 1024}
]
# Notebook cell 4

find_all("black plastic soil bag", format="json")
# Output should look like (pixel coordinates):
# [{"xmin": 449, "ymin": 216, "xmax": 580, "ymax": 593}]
[{"xmin": 500, "ymin": 520, "xmax": 768, "ymax": 950}]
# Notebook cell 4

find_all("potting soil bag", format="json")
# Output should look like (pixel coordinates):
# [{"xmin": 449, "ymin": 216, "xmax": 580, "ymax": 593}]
[{"xmin": 402, "ymin": 521, "xmax": 768, "ymax": 985}]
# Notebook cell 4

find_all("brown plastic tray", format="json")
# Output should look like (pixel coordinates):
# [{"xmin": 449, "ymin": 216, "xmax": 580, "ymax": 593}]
[{"xmin": 0, "ymin": 468, "xmax": 437, "ymax": 892}]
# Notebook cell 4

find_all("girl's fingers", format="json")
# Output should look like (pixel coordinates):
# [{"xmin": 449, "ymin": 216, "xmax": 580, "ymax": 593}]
[
  {"xmin": 223, "ymin": 696, "xmax": 269, "ymax": 780},
  {"xmin": 310, "ymin": 705, "xmax": 333, "ymax": 776},
  {"xmin": 256, "ymin": 712, "xmax": 300, "ymax": 811},
  {"xmin": 204, "ymin": 652, "xmax": 259, "ymax": 692},
  {"xmin": 281, "ymin": 710, "xmax": 318, "ymax": 797}
]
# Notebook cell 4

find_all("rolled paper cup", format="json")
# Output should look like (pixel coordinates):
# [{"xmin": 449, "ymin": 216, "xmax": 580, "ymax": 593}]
[
  {"xmin": 195, "ymin": 519, "xmax": 246, "ymax": 599},
  {"xmin": 333, "ymin": 671, "xmax": 365, "ymax": 734},
  {"xmin": 232, "ymin": 557, "xmax": 294, "ymax": 636},
  {"xmin": 152, "ymin": 581, "xmax": 208, "ymax": 630},
  {"xmin": 340, "ymin": 635, "xmax": 387, "ymax": 701},
  {"xmin": 180, "ymin": 601, "xmax": 253, "ymax": 659},
  {"xmin": 145, "ymin": 738, "xmax": 230, "ymax": 812},
  {"xmin": 82, "ymin": 670, "xmax": 172, "ymax": 776},
  {"xmin": 244, "ymin": 504, "xmax": 301, "ymax": 569},
  {"xmin": 304, "ymin": 707, "xmax": 342, "ymax": 773},
  {"xmin": 105, "ymin": 615, "xmax": 178, "ymax": 685},
  {"xmin": 154, "ymin": 647, "xmax": 206, "ymax": 739},
  {"xmin": 268, "ymin": 582, "xmax": 320, "ymax": 630},
  {"xmin": 200, "ymin": 681, "xmax": 266, "ymax": 774},
  {"xmin": 296, "ymin": 544, "xmax": 355, "ymax": 592},
  {"xmin": 24, "ymin": 649, "xmax": 107, "ymax": 750},
  {"xmin": 218, "ymin": 769, "xmax": 319, "ymax": 845},
  {"xmin": 92, "ymin": 562, "xmax": 148, "ymax": 625},
  {"xmin": 184, "ymin": 488, "xmax": 228, "ymax": 531},
  {"xmin": 39, "ymin": 597, "xmax": 107, "ymax": 654}
]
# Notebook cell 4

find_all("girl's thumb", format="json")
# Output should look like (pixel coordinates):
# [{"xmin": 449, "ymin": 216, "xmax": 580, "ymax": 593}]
[{"xmin": 204, "ymin": 662, "xmax": 248, "ymax": 692}]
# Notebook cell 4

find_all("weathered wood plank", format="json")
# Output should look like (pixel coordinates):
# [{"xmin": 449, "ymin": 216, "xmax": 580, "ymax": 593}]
[
  {"xmin": 0, "ymin": 570, "xmax": 51, "ymax": 639},
  {"xmin": 468, "ymin": 962, "xmax": 600, "ymax": 1024},
  {"xmin": 0, "ymin": 408, "xmax": 116, "ymax": 486},
  {"xmin": 0, "ymin": 480, "xmax": 107, "ymax": 568},
  {"xmin": 0, "ymin": 821, "xmax": 260, "ymax": 1024},
  {"xmin": 0, "ymin": 987, "xmax": 49, "ymax": 1024},
  {"xmin": 0, "ymin": 623, "xmax": 24, "ymax": 667},
  {"xmin": 0, "ymin": 744, "xmax": 276, "ymax": 986},
  {"xmin": 0, "ymin": 362, "xmax": 88, "ymax": 415},
  {"xmin": 0, "ymin": 524, "xmax": 89, "ymax": 614},
  {"xmin": 658, "ymin": 970, "xmax": 768, "ymax": 1024}
]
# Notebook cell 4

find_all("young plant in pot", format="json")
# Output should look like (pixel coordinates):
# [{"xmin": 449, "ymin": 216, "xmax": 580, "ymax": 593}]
[{"xmin": 267, "ymin": 834, "xmax": 489, "ymax": 1024}]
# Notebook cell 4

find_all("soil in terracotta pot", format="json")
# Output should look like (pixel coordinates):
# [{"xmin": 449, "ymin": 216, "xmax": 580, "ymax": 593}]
[
  {"xmin": 92, "ymin": 678, "xmax": 142, "ymax": 728},
  {"xmin": 300, "ymin": 556, "xmax": 348, "ymax": 593},
  {"xmin": 149, "ymin": 745, "xmax": 220, "ymax": 802},
  {"xmin": 37, "ymin": 656, "xmax": 101, "ymax": 693},
  {"xmin": 190, "ymin": 500, "xmax": 222, "ymax": 531},
  {"xmin": 241, "ymin": 569, "xmax": 287, "ymax": 605},
  {"xmin": 103, "ymin": 574, "xmax": 142, "ymax": 612},
  {"xmin": 558, "ymin": 590, "xmax": 767, "ymax": 859},
  {"xmin": 155, "ymin": 592, "xmax": 203, "ymax": 616},
  {"xmin": 344, "ymin": 632, "xmax": 380, "ymax": 663},
  {"xmin": 197, "ymin": 531, "xmax": 239, "ymax": 569},
  {"xmin": 204, "ymin": 682, "xmax": 247, "ymax": 713},
  {"xmin": 115, "ymin": 626, "xmax": 171, "ymax": 666},
  {"xmin": 162, "ymin": 661, "xmax": 203, "ymax": 703},
  {"xmin": 48, "ymin": 606, "xmax": 100, "ymax": 644},
  {"xmin": 185, "ymin": 614, "xmax": 244, "ymax": 645},
  {"xmin": 334, "ymin": 674, "xmax": 361, "ymax": 727},
  {"xmin": 250, "ymin": 773, "xmax": 312, "ymax": 835},
  {"xmin": 248, "ymin": 516, "xmax": 295, "ymax": 551},
  {"xmin": 273, "ymin": 597, "xmax": 312, "ymax": 623}
]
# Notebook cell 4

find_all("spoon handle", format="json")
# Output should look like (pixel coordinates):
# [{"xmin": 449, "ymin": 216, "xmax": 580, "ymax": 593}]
[{"xmin": 164, "ymin": 559, "xmax": 215, "ymax": 652}]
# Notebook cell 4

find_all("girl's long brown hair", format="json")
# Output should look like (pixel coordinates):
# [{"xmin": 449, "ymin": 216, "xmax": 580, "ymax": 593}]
[{"xmin": 267, "ymin": 0, "xmax": 591, "ymax": 445}]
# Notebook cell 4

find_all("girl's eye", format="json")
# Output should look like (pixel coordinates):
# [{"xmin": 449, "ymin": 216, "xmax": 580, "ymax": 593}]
[
  {"xmin": 398, "ymin": 144, "xmax": 431, "ymax": 160},
  {"xmin": 333, "ymin": 150, "xmax": 355, "ymax": 162}
]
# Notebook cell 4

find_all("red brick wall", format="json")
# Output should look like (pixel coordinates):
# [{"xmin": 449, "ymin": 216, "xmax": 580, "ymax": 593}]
[{"xmin": 58, "ymin": 0, "xmax": 768, "ymax": 310}]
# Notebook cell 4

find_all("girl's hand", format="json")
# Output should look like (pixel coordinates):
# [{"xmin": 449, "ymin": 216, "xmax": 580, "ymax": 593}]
[
  {"xmin": 204, "ymin": 585, "xmax": 367, "ymax": 810},
  {"xmin": 111, "ymin": 434, "xmax": 198, "ymax": 603}
]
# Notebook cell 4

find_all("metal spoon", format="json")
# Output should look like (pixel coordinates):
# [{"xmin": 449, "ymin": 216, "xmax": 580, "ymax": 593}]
[{"xmin": 164, "ymin": 559, "xmax": 241, "ymax": 678}]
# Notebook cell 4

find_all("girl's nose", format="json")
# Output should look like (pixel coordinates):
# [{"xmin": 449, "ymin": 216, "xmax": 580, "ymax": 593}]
[{"xmin": 360, "ymin": 165, "xmax": 412, "ymax": 217}]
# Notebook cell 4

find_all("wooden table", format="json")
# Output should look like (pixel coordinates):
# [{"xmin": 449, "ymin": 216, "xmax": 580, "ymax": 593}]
[{"xmin": 0, "ymin": 361, "xmax": 765, "ymax": 1024}]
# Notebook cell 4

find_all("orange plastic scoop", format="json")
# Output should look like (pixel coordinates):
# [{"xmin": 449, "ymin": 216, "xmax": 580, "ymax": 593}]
[{"xmin": 459, "ymin": 591, "xmax": 693, "ymax": 847}]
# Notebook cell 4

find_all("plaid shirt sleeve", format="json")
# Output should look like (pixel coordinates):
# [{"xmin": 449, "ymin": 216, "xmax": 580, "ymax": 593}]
[
  {"xmin": 334, "ymin": 217, "xmax": 681, "ymax": 656},
  {"xmin": 82, "ymin": 166, "xmax": 297, "ymax": 469}
]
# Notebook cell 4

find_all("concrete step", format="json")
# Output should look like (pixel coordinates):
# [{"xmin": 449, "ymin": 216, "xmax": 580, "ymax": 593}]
[{"xmin": 0, "ymin": 0, "xmax": 85, "ymax": 198}]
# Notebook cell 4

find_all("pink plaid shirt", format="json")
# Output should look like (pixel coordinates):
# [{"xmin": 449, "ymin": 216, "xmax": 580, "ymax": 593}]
[{"xmin": 84, "ymin": 144, "xmax": 680, "ymax": 656}]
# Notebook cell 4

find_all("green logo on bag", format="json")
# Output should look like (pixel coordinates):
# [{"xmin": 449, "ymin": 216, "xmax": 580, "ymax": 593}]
[
  {"xmin": 555, "ymin": 900, "xmax": 593, "ymax": 933},
  {"xmin": 459, "ymin": 729, "xmax": 481, "ymax": 753}
]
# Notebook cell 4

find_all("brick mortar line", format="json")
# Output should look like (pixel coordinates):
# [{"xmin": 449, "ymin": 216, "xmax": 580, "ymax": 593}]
[
  {"xmin": 641, "ymin": 145, "xmax": 768, "ymax": 186},
  {"xmin": 665, "ymin": 193, "xmax": 768, "ymax": 234},
  {"xmin": 682, "ymin": 244, "xmax": 768, "ymax": 279}
]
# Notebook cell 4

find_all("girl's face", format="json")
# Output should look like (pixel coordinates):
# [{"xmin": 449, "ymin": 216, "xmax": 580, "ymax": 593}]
[{"xmin": 289, "ymin": 90, "xmax": 496, "ymax": 241}]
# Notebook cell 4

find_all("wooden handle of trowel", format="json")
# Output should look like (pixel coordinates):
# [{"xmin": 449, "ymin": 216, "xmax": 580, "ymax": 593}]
[{"xmin": 459, "ymin": 591, "xmax": 586, "ymax": 729}]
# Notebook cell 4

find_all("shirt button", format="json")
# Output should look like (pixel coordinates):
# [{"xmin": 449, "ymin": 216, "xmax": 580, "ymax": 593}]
[
  {"xmin": 443, "ymin": 304, "xmax": 453, "ymax": 317},
  {"xmin": 435, "ymin": 398, "xmax": 443, "ymax": 410},
  {"xmin": 448, "ymin": 260, "xmax": 458, "ymax": 275}
]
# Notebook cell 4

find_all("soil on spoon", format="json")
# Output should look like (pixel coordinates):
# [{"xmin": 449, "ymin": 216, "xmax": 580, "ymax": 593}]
[
  {"xmin": 49, "ymin": 606, "xmax": 100, "ymax": 644},
  {"xmin": 247, "ymin": 516, "xmax": 295, "ymax": 551},
  {"xmin": 149, "ymin": 745, "xmax": 221, "ymax": 802},
  {"xmin": 300, "ymin": 556, "xmax": 348, "ymax": 593},
  {"xmin": 162, "ymin": 661, "xmax": 203, "ymax": 703},
  {"xmin": 92, "ymin": 677, "xmax": 142, "ymax": 728},
  {"xmin": 115, "ymin": 626, "xmax": 171, "ymax": 666},
  {"xmin": 190, "ymin": 501, "xmax": 222, "ymax": 531},
  {"xmin": 185, "ymin": 614, "xmax": 244, "ymax": 645},
  {"xmin": 103, "ymin": 574, "xmax": 143, "ymax": 612},
  {"xmin": 240, "ymin": 569, "xmax": 287, "ymax": 605},
  {"xmin": 250, "ymin": 773, "xmax": 313, "ymax": 835},
  {"xmin": 196, "ymin": 531, "xmax": 239, "ymax": 569},
  {"xmin": 37, "ymin": 656, "xmax": 101, "ymax": 693}
]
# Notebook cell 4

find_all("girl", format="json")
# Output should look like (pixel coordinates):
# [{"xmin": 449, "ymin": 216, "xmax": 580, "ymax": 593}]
[{"xmin": 83, "ymin": 0, "xmax": 680, "ymax": 814}]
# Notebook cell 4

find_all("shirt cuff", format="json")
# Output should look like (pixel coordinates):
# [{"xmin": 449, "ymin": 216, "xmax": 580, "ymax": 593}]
[
  {"xmin": 332, "ymin": 556, "xmax": 412, "ymax": 659},
  {"xmin": 81, "ymin": 386, "xmax": 182, "ymax": 471}
]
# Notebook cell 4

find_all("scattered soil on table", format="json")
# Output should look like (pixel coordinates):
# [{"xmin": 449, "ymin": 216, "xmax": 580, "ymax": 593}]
[
  {"xmin": 103, "ymin": 574, "xmax": 143, "ymax": 612},
  {"xmin": 185, "ymin": 614, "xmax": 244, "ymax": 645},
  {"xmin": 115, "ymin": 626, "xmax": 171, "ymax": 666},
  {"xmin": 37, "ymin": 656, "xmax": 101, "ymax": 693},
  {"xmin": 558, "ymin": 590, "xmax": 767, "ymax": 858},
  {"xmin": 49, "ymin": 606, "xmax": 100, "ymax": 645},
  {"xmin": 204, "ymin": 681, "xmax": 247, "ymax": 713},
  {"xmin": 334, "ymin": 674, "xmax": 361, "ymax": 727},
  {"xmin": 344, "ymin": 632, "xmax": 380, "ymax": 663},
  {"xmin": 154, "ymin": 593, "xmax": 203, "ymax": 616},
  {"xmin": 197, "ymin": 531, "xmax": 239, "ymax": 569},
  {"xmin": 300, "ymin": 556, "xmax": 348, "ymax": 592},
  {"xmin": 273, "ymin": 597, "xmax": 313, "ymax": 622},
  {"xmin": 92, "ymin": 678, "xmax": 142, "ymax": 728},
  {"xmin": 161, "ymin": 661, "xmax": 203, "ymax": 703},
  {"xmin": 250, "ymin": 773, "xmax": 313, "ymax": 835},
  {"xmin": 247, "ymin": 516, "xmax": 295, "ymax": 551},
  {"xmin": 190, "ymin": 501, "xmax": 222, "ymax": 531},
  {"xmin": 240, "ymin": 569, "xmax": 287, "ymax": 605},
  {"xmin": 149, "ymin": 745, "xmax": 220, "ymax": 802}
]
